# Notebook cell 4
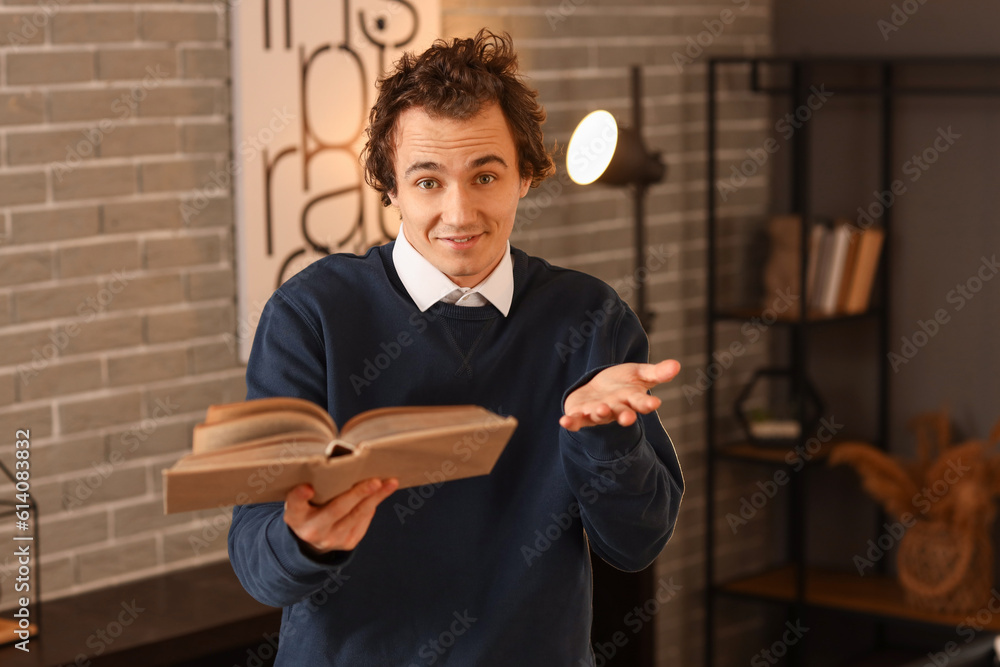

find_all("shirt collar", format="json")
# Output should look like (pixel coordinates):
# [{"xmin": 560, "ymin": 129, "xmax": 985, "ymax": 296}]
[{"xmin": 391, "ymin": 225, "xmax": 513, "ymax": 316}]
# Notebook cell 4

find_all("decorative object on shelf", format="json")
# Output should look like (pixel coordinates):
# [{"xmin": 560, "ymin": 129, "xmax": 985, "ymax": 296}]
[
  {"xmin": 565, "ymin": 65, "xmax": 666, "ymax": 331},
  {"xmin": 735, "ymin": 368, "xmax": 824, "ymax": 447},
  {"xmin": 829, "ymin": 408, "xmax": 1000, "ymax": 614}
]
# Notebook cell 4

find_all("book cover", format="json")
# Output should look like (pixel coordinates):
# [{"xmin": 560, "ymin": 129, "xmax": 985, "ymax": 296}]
[{"xmin": 162, "ymin": 398, "xmax": 518, "ymax": 514}]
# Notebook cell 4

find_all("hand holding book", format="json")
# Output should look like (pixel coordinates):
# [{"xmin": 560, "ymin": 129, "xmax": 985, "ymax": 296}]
[
  {"xmin": 284, "ymin": 477, "xmax": 400, "ymax": 555},
  {"xmin": 162, "ymin": 398, "xmax": 517, "ymax": 514}
]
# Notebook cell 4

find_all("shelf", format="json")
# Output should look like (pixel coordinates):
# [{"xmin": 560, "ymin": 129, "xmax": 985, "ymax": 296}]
[
  {"xmin": 716, "ymin": 566, "xmax": 1000, "ymax": 633},
  {"xmin": 839, "ymin": 649, "xmax": 928, "ymax": 667},
  {"xmin": 0, "ymin": 561, "xmax": 280, "ymax": 666},
  {"xmin": 712, "ymin": 307, "xmax": 880, "ymax": 325},
  {"xmin": 717, "ymin": 440, "xmax": 836, "ymax": 465}
]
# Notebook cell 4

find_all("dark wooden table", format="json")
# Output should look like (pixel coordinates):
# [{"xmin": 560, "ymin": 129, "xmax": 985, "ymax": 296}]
[{"xmin": 0, "ymin": 561, "xmax": 281, "ymax": 667}]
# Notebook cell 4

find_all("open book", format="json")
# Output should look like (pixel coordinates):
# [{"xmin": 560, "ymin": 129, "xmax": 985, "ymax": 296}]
[{"xmin": 162, "ymin": 397, "xmax": 518, "ymax": 514}]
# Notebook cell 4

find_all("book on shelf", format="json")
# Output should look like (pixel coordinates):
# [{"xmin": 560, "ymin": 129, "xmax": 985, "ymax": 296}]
[
  {"xmin": 809, "ymin": 220, "xmax": 884, "ymax": 317},
  {"xmin": 815, "ymin": 220, "xmax": 853, "ymax": 316},
  {"xmin": 162, "ymin": 397, "xmax": 518, "ymax": 514},
  {"xmin": 835, "ymin": 226, "xmax": 863, "ymax": 314},
  {"xmin": 804, "ymin": 222, "xmax": 827, "ymax": 307},
  {"xmin": 764, "ymin": 215, "xmax": 884, "ymax": 319},
  {"xmin": 842, "ymin": 226, "xmax": 885, "ymax": 314}
]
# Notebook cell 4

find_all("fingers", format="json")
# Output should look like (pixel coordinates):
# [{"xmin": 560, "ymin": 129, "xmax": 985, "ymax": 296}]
[
  {"xmin": 283, "ymin": 478, "xmax": 399, "ymax": 553},
  {"xmin": 334, "ymin": 478, "xmax": 399, "ymax": 548},
  {"xmin": 637, "ymin": 359, "xmax": 681, "ymax": 385},
  {"xmin": 283, "ymin": 483, "xmax": 317, "ymax": 527},
  {"xmin": 561, "ymin": 391, "xmax": 662, "ymax": 432}
]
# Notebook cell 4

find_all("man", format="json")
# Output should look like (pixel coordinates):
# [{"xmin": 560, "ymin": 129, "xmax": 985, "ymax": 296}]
[{"xmin": 229, "ymin": 29, "xmax": 684, "ymax": 665}]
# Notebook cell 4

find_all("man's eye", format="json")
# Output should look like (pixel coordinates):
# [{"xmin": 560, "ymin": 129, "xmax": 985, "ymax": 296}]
[
  {"xmin": 416, "ymin": 180, "xmax": 437, "ymax": 190},
  {"xmin": 476, "ymin": 174, "xmax": 495, "ymax": 185}
]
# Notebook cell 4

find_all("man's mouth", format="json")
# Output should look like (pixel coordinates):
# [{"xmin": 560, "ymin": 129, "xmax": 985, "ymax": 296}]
[{"xmin": 440, "ymin": 233, "xmax": 481, "ymax": 247}]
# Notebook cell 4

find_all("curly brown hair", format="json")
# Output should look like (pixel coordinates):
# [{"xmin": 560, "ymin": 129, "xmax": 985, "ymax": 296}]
[{"xmin": 361, "ymin": 29, "xmax": 555, "ymax": 207}]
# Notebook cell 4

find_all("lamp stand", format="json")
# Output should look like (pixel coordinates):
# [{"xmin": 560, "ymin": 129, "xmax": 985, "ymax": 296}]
[{"xmin": 630, "ymin": 65, "xmax": 654, "ymax": 332}]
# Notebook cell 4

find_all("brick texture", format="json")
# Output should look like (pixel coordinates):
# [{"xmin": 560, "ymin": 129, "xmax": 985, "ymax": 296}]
[
  {"xmin": 0, "ymin": 171, "xmax": 46, "ymax": 206},
  {"xmin": 0, "ymin": 14, "xmax": 46, "ymax": 46},
  {"xmin": 98, "ymin": 48, "xmax": 179, "ymax": 80},
  {"xmin": 0, "ymin": 92, "xmax": 45, "ymax": 125},
  {"xmin": 6, "ymin": 51, "xmax": 95, "ymax": 85},
  {"xmin": 11, "ymin": 206, "xmax": 101, "ymax": 245},
  {"xmin": 58, "ymin": 239, "xmax": 141, "ymax": 278},
  {"xmin": 52, "ymin": 11, "xmax": 137, "ymax": 43},
  {"xmin": 53, "ymin": 164, "xmax": 137, "ymax": 202},
  {"xmin": 0, "ymin": 16, "xmax": 230, "ymax": 621}
]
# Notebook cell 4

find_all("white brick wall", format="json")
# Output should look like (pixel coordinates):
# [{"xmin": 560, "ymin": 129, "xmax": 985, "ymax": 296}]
[{"xmin": 0, "ymin": 0, "xmax": 242, "ymax": 601}]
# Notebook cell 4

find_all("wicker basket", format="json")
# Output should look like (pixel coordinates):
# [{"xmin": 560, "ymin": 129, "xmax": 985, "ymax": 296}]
[{"xmin": 896, "ymin": 520, "xmax": 995, "ymax": 614}]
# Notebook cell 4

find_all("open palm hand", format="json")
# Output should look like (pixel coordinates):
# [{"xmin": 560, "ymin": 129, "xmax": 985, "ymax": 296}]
[{"xmin": 560, "ymin": 359, "xmax": 681, "ymax": 432}]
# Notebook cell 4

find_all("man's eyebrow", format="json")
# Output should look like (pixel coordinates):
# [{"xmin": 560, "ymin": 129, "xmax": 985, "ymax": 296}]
[
  {"xmin": 403, "ymin": 161, "xmax": 442, "ymax": 179},
  {"xmin": 468, "ymin": 154, "xmax": 508, "ymax": 170},
  {"xmin": 402, "ymin": 154, "xmax": 509, "ymax": 180}
]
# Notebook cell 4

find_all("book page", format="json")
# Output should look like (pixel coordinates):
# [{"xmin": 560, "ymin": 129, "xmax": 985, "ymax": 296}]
[
  {"xmin": 176, "ymin": 431, "xmax": 330, "ymax": 468},
  {"xmin": 204, "ymin": 397, "xmax": 337, "ymax": 433},
  {"xmin": 193, "ymin": 411, "xmax": 335, "ymax": 454},
  {"xmin": 340, "ymin": 406, "xmax": 497, "ymax": 445}
]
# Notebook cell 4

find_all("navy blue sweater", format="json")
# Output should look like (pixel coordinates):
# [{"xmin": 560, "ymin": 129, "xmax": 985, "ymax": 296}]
[{"xmin": 228, "ymin": 243, "xmax": 684, "ymax": 666}]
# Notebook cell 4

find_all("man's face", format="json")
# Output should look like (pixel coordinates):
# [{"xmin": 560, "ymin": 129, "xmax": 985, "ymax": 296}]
[{"xmin": 389, "ymin": 103, "xmax": 531, "ymax": 288}]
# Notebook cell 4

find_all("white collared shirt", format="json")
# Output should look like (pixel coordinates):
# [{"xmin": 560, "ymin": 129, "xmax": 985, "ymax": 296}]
[{"xmin": 391, "ymin": 225, "xmax": 513, "ymax": 316}]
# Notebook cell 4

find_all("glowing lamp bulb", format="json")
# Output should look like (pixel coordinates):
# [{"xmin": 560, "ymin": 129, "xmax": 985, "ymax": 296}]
[{"xmin": 566, "ymin": 110, "xmax": 619, "ymax": 185}]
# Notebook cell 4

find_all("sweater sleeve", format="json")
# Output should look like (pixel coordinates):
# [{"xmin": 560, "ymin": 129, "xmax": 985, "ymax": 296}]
[
  {"xmin": 227, "ymin": 291, "xmax": 354, "ymax": 608},
  {"xmin": 558, "ymin": 301, "xmax": 685, "ymax": 572}
]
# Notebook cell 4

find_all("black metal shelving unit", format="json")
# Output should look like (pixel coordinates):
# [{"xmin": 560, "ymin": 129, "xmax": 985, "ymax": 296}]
[{"xmin": 703, "ymin": 56, "xmax": 1000, "ymax": 667}]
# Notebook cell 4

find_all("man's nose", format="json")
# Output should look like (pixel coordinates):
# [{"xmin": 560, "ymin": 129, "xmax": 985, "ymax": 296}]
[{"xmin": 440, "ymin": 184, "xmax": 476, "ymax": 226}]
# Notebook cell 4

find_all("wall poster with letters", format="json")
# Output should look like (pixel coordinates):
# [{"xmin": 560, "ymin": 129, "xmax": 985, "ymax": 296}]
[{"xmin": 231, "ymin": 0, "xmax": 440, "ymax": 360}]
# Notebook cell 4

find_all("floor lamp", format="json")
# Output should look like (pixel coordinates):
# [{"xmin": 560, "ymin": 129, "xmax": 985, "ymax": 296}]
[{"xmin": 566, "ymin": 65, "xmax": 666, "ymax": 331}]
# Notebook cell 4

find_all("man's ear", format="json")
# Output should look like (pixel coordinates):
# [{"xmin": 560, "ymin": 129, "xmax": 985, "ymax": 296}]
[
  {"xmin": 519, "ymin": 175, "xmax": 531, "ymax": 199},
  {"xmin": 387, "ymin": 189, "xmax": 398, "ymax": 206}
]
